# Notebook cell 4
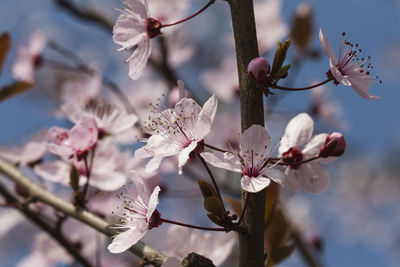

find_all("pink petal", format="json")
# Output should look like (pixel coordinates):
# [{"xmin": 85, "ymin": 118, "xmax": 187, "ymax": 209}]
[
  {"xmin": 279, "ymin": 113, "xmax": 313, "ymax": 155},
  {"xmin": 282, "ymin": 168, "xmax": 302, "ymax": 192},
  {"xmin": 347, "ymin": 75, "xmax": 381, "ymax": 100},
  {"xmin": 200, "ymin": 152, "xmax": 241, "ymax": 173},
  {"xmin": 319, "ymin": 29, "xmax": 338, "ymax": 66},
  {"xmin": 178, "ymin": 141, "xmax": 198, "ymax": 174},
  {"xmin": 263, "ymin": 167, "xmax": 284, "ymax": 184},
  {"xmin": 302, "ymin": 133, "xmax": 328, "ymax": 158},
  {"xmin": 125, "ymin": 0, "xmax": 149, "ymax": 20},
  {"xmin": 128, "ymin": 37, "xmax": 151, "ymax": 80},
  {"xmin": 193, "ymin": 95, "xmax": 218, "ymax": 140},
  {"xmin": 240, "ymin": 124, "xmax": 271, "ymax": 160},
  {"xmin": 299, "ymin": 163, "xmax": 330, "ymax": 194},
  {"xmin": 146, "ymin": 186, "xmax": 161, "ymax": 221},
  {"xmin": 241, "ymin": 175, "xmax": 271, "ymax": 193},
  {"xmin": 113, "ymin": 14, "xmax": 146, "ymax": 49},
  {"xmin": 108, "ymin": 226, "xmax": 146, "ymax": 253}
]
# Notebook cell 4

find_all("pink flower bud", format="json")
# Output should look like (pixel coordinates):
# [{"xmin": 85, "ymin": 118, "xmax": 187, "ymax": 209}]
[
  {"xmin": 247, "ymin": 57, "xmax": 270, "ymax": 83},
  {"xmin": 319, "ymin": 132, "xmax": 346, "ymax": 157}
]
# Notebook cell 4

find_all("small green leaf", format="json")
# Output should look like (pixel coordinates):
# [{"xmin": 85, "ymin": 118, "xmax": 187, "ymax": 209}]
[
  {"xmin": 0, "ymin": 32, "xmax": 10, "ymax": 74},
  {"xmin": 0, "ymin": 81, "xmax": 32, "ymax": 103},
  {"xmin": 271, "ymin": 39, "xmax": 291, "ymax": 78},
  {"xmin": 69, "ymin": 164, "xmax": 80, "ymax": 191},
  {"xmin": 198, "ymin": 180, "xmax": 218, "ymax": 199},
  {"xmin": 204, "ymin": 196, "xmax": 224, "ymax": 217},
  {"xmin": 277, "ymin": 64, "xmax": 291, "ymax": 78}
]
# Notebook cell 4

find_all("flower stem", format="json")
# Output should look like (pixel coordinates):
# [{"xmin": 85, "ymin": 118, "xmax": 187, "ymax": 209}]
[
  {"xmin": 161, "ymin": 218, "xmax": 226, "ymax": 231},
  {"xmin": 204, "ymin": 143, "xmax": 230, "ymax": 153},
  {"xmin": 272, "ymin": 78, "xmax": 333, "ymax": 91},
  {"xmin": 270, "ymin": 156, "xmax": 320, "ymax": 166},
  {"xmin": 161, "ymin": 0, "xmax": 216, "ymax": 28},
  {"xmin": 197, "ymin": 154, "xmax": 225, "ymax": 209}
]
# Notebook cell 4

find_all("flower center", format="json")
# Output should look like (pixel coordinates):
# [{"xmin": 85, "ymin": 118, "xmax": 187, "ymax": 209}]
[
  {"xmin": 282, "ymin": 147, "xmax": 304, "ymax": 169},
  {"xmin": 146, "ymin": 18, "xmax": 162, "ymax": 39},
  {"xmin": 148, "ymin": 209, "xmax": 163, "ymax": 229}
]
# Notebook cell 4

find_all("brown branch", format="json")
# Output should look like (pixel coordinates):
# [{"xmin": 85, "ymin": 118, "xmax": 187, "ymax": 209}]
[
  {"xmin": 227, "ymin": 0, "xmax": 265, "ymax": 266},
  {"xmin": 0, "ymin": 159, "xmax": 167, "ymax": 266},
  {"xmin": 0, "ymin": 182, "xmax": 93, "ymax": 267}
]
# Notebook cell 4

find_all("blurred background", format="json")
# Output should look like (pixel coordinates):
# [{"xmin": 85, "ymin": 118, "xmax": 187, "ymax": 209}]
[{"xmin": 0, "ymin": 0, "xmax": 399, "ymax": 266}]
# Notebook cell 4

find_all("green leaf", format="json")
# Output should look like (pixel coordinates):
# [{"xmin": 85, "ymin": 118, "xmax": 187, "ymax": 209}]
[
  {"xmin": 277, "ymin": 64, "xmax": 291, "ymax": 78},
  {"xmin": 198, "ymin": 180, "xmax": 218, "ymax": 199},
  {"xmin": 271, "ymin": 39, "xmax": 291, "ymax": 78},
  {"xmin": 204, "ymin": 196, "xmax": 224, "ymax": 217},
  {"xmin": 206, "ymin": 213, "xmax": 223, "ymax": 226},
  {"xmin": 0, "ymin": 32, "xmax": 10, "ymax": 74},
  {"xmin": 69, "ymin": 164, "xmax": 80, "ymax": 191},
  {"xmin": 0, "ymin": 81, "xmax": 32, "ymax": 103}
]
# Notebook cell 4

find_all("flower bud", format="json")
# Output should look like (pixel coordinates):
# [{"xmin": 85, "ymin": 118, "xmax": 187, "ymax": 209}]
[
  {"xmin": 291, "ymin": 3, "xmax": 314, "ymax": 53},
  {"xmin": 319, "ymin": 132, "xmax": 346, "ymax": 157},
  {"xmin": 247, "ymin": 57, "xmax": 270, "ymax": 83}
]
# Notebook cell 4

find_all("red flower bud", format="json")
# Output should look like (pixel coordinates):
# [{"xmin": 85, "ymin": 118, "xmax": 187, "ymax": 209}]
[
  {"xmin": 247, "ymin": 57, "xmax": 270, "ymax": 83},
  {"xmin": 319, "ymin": 132, "xmax": 346, "ymax": 157}
]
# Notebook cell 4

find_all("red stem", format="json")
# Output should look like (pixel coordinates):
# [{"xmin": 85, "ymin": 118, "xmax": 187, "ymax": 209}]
[
  {"xmin": 273, "ymin": 78, "xmax": 333, "ymax": 91},
  {"xmin": 161, "ymin": 218, "xmax": 226, "ymax": 231},
  {"xmin": 161, "ymin": 0, "xmax": 216, "ymax": 28}
]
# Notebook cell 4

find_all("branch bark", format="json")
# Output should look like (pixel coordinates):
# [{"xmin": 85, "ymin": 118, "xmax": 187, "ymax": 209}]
[
  {"xmin": 227, "ymin": 0, "xmax": 265, "ymax": 266},
  {"xmin": 0, "ymin": 159, "xmax": 167, "ymax": 266}
]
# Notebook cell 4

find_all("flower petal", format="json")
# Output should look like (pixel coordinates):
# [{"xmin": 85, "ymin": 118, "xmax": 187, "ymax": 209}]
[
  {"xmin": 302, "ymin": 133, "xmax": 328, "ymax": 158},
  {"xmin": 146, "ymin": 186, "xmax": 161, "ymax": 221},
  {"xmin": 108, "ymin": 227, "xmax": 145, "ymax": 253},
  {"xmin": 279, "ymin": 113, "xmax": 313, "ymax": 155},
  {"xmin": 319, "ymin": 29, "xmax": 338, "ymax": 66},
  {"xmin": 347, "ymin": 75, "xmax": 380, "ymax": 100},
  {"xmin": 178, "ymin": 141, "xmax": 198, "ymax": 174},
  {"xmin": 263, "ymin": 167, "xmax": 284, "ymax": 184},
  {"xmin": 127, "ymin": 37, "xmax": 151, "ymax": 80},
  {"xmin": 239, "ymin": 124, "xmax": 271, "ymax": 167},
  {"xmin": 200, "ymin": 152, "xmax": 241, "ymax": 173},
  {"xmin": 282, "ymin": 168, "xmax": 302, "ymax": 192},
  {"xmin": 299, "ymin": 163, "xmax": 330, "ymax": 194},
  {"xmin": 241, "ymin": 175, "xmax": 271, "ymax": 193},
  {"xmin": 193, "ymin": 95, "xmax": 218, "ymax": 140}
]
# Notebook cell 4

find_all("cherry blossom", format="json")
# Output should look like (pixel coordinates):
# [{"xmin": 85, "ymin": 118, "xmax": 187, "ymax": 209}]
[
  {"xmin": 12, "ymin": 29, "xmax": 46, "ymax": 83},
  {"xmin": 319, "ymin": 29, "xmax": 381, "ymax": 100},
  {"xmin": 108, "ymin": 174, "xmax": 161, "ymax": 253},
  {"xmin": 160, "ymin": 225, "xmax": 236, "ymax": 266},
  {"xmin": 255, "ymin": 0, "xmax": 288, "ymax": 53},
  {"xmin": 61, "ymin": 102, "xmax": 138, "ymax": 138},
  {"xmin": 47, "ymin": 116, "xmax": 98, "ymax": 161},
  {"xmin": 135, "ymin": 94, "xmax": 218, "ymax": 174},
  {"xmin": 0, "ymin": 131, "xmax": 47, "ymax": 166},
  {"xmin": 201, "ymin": 124, "xmax": 283, "ymax": 193},
  {"xmin": 201, "ymin": 57, "xmax": 239, "ymax": 102},
  {"xmin": 35, "ymin": 140, "xmax": 128, "ymax": 191},
  {"xmin": 278, "ymin": 113, "xmax": 333, "ymax": 194}
]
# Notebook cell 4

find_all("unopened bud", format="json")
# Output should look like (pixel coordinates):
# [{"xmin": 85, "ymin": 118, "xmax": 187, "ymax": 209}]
[
  {"xmin": 319, "ymin": 132, "xmax": 346, "ymax": 157},
  {"xmin": 291, "ymin": 3, "xmax": 313, "ymax": 53},
  {"xmin": 247, "ymin": 57, "xmax": 270, "ymax": 83}
]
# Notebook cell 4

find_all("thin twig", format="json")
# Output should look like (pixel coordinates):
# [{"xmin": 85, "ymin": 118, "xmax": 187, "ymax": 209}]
[
  {"xmin": 0, "ymin": 182, "xmax": 93, "ymax": 267},
  {"xmin": 0, "ymin": 158, "xmax": 167, "ymax": 266}
]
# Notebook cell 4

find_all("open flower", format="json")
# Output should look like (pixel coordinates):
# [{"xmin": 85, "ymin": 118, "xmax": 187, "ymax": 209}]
[
  {"xmin": 12, "ymin": 29, "xmax": 46, "ymax": 83},
  {"xmin": 47, "ymin": 116, "xmax": 98, "ymax": 161},
  {"xmin": 108, "ymin": 174, "xmax": 161, "ymax": 253},
  {"xmin": 319, "ymin": 29, "xmax": 380, "ymax": 100},
  {"xmin": 135, "ymin": 94, "xmax": 218, "ymax": 174},
  {"xmin": 201, "ymin": 125, "xmax": 283, "ymax": 193},
  {"xmin": 278, "ymin": 113, "xmax": 332, "ymax": 194}
]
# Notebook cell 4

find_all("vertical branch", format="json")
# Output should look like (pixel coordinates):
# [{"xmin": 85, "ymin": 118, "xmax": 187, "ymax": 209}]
[{"xmin": 227, "ymin": 0, "xmax": 265, "ymax": 266}]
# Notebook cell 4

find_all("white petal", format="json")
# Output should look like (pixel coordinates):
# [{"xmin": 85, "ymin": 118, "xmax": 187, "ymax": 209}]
[
  {"xmin": 125, "ymin": 0, "xmax": 149, "ymax": 20},
  {"xmin": 33, "ymin": 161, "xmax": 71, "ymax": 185},
  {"xmin": 240, "ymin": 124, "xmax": 271, "ymax": 163},
  {"xmin": 200, "ymin": 152, "xmax": 241, "ymax": 173},
  {"xmin": 319, "ymin": 29, "xmax": 338, "ymax": 66},
  {"xmin": 128, "ymin": 37, "xmax": 151, "ymax": 80},
  {"xmin": 263, "ymin": 167, "xmax": 284, "ymax": 184},
  {"xmin": 193, "ymin": 95, "xmax": 218, "ymax": 140},
  {"xmin": 282, "ymin": 168, "xmax": 302, "ymax": 192},
  {"xmin": 347, "ymin": 75, "xmax": 380, "ymax": 100},
  {"xmin": 302, "ymin": 133, "xmax": 328, "ymax": 158},
  {"xmin": 241, "ymin": 175, "xmax": 271, "ymax": 193},
  {"xmin": 108, "ymin": 227, "xmax": 145, "ymax": 253},
  {"xmin": 299, "ymin": 163, "xmax": 330, "ymax": 194},
  {"xmin": 145, "ymin": 156, "xmax": 165, "ymax": 173},
  {"xmin": 279, "ymin": 113, "xmax": 313, "ymax": 155},
  {"xmin": 178, "ymin": 141, "xmax": 198, "ymax": 174},
  {"xmin": 89, "ymin": 172, "xmax": 126, "ymax": 191},
  {"xmin": 113, "ymin": 14, "xmax": 146, "ymax": 49},
  {"xmin": 146, "ymin": 186, "xmax": 161, "ymax": 221}
]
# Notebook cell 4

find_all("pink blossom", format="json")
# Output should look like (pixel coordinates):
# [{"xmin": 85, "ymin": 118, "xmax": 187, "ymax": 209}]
[
  {"xmin": 160, "ymin": 225, "xmax": 236, "ymax": 266},
  {"xmin": 35, "ymin": 140, "xmax": 128, "ymax": 191},
  {"xmin": 201, "ymin": 125, "xmax": 283, "ymax": 193},
  {"xmin": 255, "ymin": 0, "xmax": 288, "ymax": 53},
  {"xmin": 108, "ymin": 174, "xmax": 161, "ymax": 253},
  {"xmin": 12, "ymin": 29, "xmax": 46, "ymax": 83},
  {"xmin": 136, "ymin": 94, "xmax": 218, "ymax": 174},
  {"xmin": 0, "ymin": 131, "xmax": 47, "ymax": 166},
  {"xmin": 61, "ymin": 102, "xmax": 138, "ymax": 137},
  {"xmin": 201, "ymin": 57, "xmax": 239, "ymax": 102},
  {"xmin": 319, "ymin": 29, "xmax": 381, "ymax": 100},
  {"xmin": 278, "ymin": 113, "xmax": 333, "ymax": 194},
  {"xmin": 60, "ymin": 70, "xmax": 101, "ymax": 106},
  {"xmin": 47, "ymin": 116, "xmax": 98, "ymax": 160}
]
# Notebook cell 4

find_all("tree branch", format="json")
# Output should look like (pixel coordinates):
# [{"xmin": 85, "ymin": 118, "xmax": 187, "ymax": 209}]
[
  {"xmin": 0, "ymin": 159, "xmax": 167, "ymax": 266},
  {"xmin": 227, "ymin": 0, "xmax": 265, "ymax": 266},
  {"xmin": 0, "ymin": 182, "xmax": 93, "ymax": 267}
]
